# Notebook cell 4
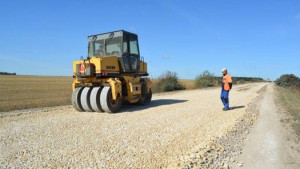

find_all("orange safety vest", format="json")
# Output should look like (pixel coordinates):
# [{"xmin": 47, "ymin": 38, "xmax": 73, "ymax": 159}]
[{"xmin": 222, "ymin": 73, "xmax": 232, "ymax": 91}]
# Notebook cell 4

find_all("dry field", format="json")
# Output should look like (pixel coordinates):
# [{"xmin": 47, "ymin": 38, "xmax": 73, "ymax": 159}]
[
  {"xmin": 0, "ymin": 75, "xmax": 73, "ymax": 112},
  {"xmin": 0, "ymin": 83, "xmax": 267, "ymax": 168},
  {"xmin": 0, "ymin": 75, "xmax": 194, "ymax": 112},
  {"xmin": 178, "ymin": 79, "xmax": 195, "ymax": 90},
  {"xmin": 150, "ymin": 79, "xmax": 195, "ymax": 90}
]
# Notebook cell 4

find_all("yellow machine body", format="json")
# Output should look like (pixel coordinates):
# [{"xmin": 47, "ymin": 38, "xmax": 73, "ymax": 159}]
[{"xmin": 72, "ymin": 56, "xmax": 150, "ymax": 103}]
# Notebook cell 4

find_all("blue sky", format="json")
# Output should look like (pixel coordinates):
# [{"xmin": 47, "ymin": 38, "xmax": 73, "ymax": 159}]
[{"xmin": 0, "ymin": 0, "xmax": 299, "ymax": 80}]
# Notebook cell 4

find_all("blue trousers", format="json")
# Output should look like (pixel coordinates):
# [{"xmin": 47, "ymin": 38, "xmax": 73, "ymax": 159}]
[{"xmin": 221, "ymin": 90, "xmax": 229, "ymax": 109}]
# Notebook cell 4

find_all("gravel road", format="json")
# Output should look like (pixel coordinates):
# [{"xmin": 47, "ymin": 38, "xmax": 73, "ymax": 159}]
[{"xmin": 0, "ymin": 83, "xmax": 267, "ymax": 168}]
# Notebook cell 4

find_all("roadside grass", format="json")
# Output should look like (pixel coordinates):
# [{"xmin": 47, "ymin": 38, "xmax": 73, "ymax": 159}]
[
  {"xmin": 0, "ymin": 75, "xmax": 73, "ymax": 112},
  {"xmin": 276, "ymin": 86, "xmax": 300, "ymax": 136}
]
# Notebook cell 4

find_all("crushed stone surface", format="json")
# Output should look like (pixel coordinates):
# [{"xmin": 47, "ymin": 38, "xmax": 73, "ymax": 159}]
[{"xmin": 0, "ymin": 83, "xmax": 267, "ymax": 168}]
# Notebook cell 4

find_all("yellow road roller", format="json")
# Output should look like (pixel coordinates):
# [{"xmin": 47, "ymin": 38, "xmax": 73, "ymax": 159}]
[{"xmin": 72, "ymin": 30, "xmax": 152, "ymax": 113}]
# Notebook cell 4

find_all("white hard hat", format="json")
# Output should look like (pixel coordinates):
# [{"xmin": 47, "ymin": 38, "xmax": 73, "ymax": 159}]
[{"xmin": 222, "ymin": 68, "xmax": 227, "ymax": 72}]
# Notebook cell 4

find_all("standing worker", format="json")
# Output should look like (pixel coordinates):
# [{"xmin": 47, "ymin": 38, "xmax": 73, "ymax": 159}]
[{"xmin": 221, "ymin": 68, "xmax": 232, "ymax": 111}]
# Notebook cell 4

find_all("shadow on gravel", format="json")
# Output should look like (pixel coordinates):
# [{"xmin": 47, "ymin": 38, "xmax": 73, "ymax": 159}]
[
  {"xmin": 230, "ymin": 105, "xmax": 245, "ymax": 110},
  {"xmin": 119, "ymin": 99, "xmax": 188, "ymax": 113}
]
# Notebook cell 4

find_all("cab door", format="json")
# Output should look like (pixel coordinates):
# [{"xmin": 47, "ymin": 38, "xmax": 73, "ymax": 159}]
[
  {"xmin": 121, "ymin": 34, "xmax": 140, "ymax": 72},
  {"xmin": 128, "ymin": 35, "xmax": 140, "ymax": 72}
]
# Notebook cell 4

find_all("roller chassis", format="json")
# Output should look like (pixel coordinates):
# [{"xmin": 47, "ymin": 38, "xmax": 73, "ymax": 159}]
[{"xmin": 72, "ymin": 30, "xmax": 152, "ymax": 113}]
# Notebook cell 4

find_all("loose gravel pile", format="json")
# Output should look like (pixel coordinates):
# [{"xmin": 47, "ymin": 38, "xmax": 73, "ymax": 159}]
[{"xmin": 0, "ymin": 83, "xmax": 267, "ymax": 168}]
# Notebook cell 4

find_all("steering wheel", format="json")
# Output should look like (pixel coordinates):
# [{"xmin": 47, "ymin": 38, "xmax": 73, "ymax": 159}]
[{"xmin": 112, "ymin": 51, "xmax": 119, "ymax": 55}]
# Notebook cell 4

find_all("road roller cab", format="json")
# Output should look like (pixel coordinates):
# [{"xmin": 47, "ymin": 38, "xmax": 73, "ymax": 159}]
[{"xmin": 72, "ymin": 30, "xmax": 152, "ymax": 113}]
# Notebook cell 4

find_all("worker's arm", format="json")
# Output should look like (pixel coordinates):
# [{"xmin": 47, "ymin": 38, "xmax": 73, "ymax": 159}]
[
  {"xmin": 228, "ymin": 75, "xmax": 233, "ymax": 90},
  {"xmin": 229, "ymin": 83, "xmax": 232, "ymax": 89}
]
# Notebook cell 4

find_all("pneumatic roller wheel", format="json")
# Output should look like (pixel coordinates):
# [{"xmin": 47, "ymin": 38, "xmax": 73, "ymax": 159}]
[
  {"xmin": 100, "ymin": 86, "xmax": 122, "ymax": 113},
  {"xmin": 72, "ymin": 87, "xmax": 84, "ymax": 112},
  {"xmin": 80, "ymin": 87, "xmax": 94, "ymax": 112},
  {"xmin": 90, "ymin": 87, "xmax": 105, "ymax": 113},
  {"xmin": 138, "ymin": 90, "xmax": 152, "ymax": 105}
]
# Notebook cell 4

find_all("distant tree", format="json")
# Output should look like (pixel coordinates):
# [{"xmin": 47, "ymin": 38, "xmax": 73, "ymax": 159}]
[
  {"xmin": 195, "ymin": 70, "xmax": 216, "ymax": 88},
  {"xmin": 152, "ymin": 71, "xmax": 185, "ymax": 93},
  {"xmin": 275, "ymin": 74, "xmax": 300, "ymax": 88}
]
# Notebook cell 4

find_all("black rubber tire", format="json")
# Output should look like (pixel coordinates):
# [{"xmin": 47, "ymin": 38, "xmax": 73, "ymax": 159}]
[
  {"xmin": 138, "ymin": 90, "xmax": 152, "ymax": 105},
  {"xmin": 90, "ymin": 87, "xmax": 105, "ymax": 113},
  {"xmin": 100, "ymin": 86, "xmax": 122, "ymax": 113},
  {"xmin": 72, "ymin": 87, "xmax": 84, "ymax": 112},
  {"xmin": 80, "ymin": 87, "xmax": 94, "ymax": 112}
]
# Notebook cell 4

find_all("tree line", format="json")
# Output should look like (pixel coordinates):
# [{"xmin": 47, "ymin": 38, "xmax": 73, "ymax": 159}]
[
  {"xmin": 0, "ymin": 72, "xmax": 16, "ymax": 75},
  {"xmin": 152, "ymin": 70, "xmax": 265, "ymax": 93}
]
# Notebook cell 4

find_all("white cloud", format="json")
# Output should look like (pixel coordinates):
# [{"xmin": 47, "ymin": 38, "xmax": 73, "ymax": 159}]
[
  {"xmin": 163, "ymin": 55, "xmax": 170, "ymax": 59},
  {"xmin": 129, "ymin": 26, "xmax": 136, "ymax": 31}
]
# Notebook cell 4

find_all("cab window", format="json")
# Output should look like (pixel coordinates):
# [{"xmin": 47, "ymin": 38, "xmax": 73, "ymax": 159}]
[
  {"xmin": 105, "ymin": 37, "xmax": 122, "ymax": 55},
  {"xmin": 129, "ymin": 37, "xmax": 139, "ymax": 55},
  {"xmin": 123, "ymin": 41, "xmax": 128, "ymax": 54}
]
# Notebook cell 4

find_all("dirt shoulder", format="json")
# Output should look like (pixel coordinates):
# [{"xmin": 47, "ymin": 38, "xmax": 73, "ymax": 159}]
[{"xmin": 233, "ymin": 84, "xmax": 300, "ymax": 169}]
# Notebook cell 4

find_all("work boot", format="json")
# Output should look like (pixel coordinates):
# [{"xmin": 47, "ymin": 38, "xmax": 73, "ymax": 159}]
[{"xmin": 223, "ymin": 108, "xmax": 230, "ymax": 111}]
